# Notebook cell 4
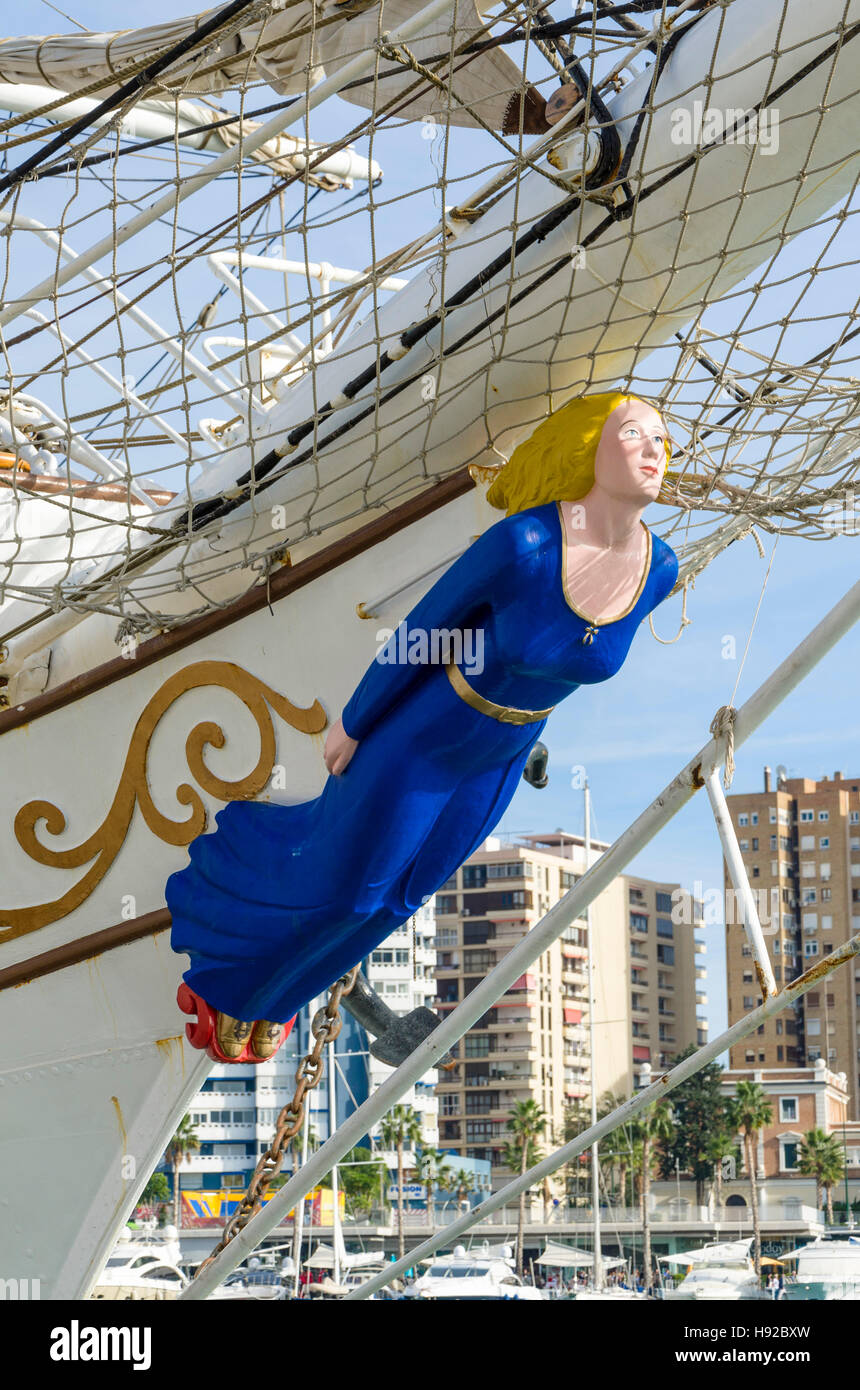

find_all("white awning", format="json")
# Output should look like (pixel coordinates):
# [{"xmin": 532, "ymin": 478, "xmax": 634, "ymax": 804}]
[
  {"xmin": 0, "ymin": 1, "xmax": 530, "ymax": 130},
  {"xmin": 303, "ymin": 1242, "xmax": 384, "ymax": 1269},
  {"xmin": 659, "ymin": 1240, "xmax": 753, "ymax": 1267},
  {"xmin": 536, "ymin": 1243, "xmax": 626, "ymax": 1269}
]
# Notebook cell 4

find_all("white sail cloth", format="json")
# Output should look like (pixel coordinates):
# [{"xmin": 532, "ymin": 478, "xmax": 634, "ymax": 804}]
[{"xmin": 0, "ymin": 0, "xmax": 530, "ymax": 129}]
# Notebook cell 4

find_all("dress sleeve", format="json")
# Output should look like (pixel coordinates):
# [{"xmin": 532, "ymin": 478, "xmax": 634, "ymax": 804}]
[{"xmin": 340, "ymin": 514, "xmax": 518, "ymax": 741}]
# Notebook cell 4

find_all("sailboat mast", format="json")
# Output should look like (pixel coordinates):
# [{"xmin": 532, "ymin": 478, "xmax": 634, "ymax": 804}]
[{"xmin": 585, "ymin": 781, "xmax": 604, "ymax": 1291}]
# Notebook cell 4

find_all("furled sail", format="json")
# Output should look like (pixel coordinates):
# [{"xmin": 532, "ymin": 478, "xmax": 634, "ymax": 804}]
[{"xmin": 0, "ymin": 0, "xmax": 537, "ymax": 130}]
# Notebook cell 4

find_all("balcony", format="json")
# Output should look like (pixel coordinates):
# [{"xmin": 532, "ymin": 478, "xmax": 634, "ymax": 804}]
[{"xmin": 563, "ymin": 968, "xmax": 587, "ymax": 987}]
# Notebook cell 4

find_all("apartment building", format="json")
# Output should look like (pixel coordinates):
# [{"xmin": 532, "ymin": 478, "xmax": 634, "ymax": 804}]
[
  {"xmin": 432, "ymin": 831, "xmax": 706, "ymax": 1187},
  {"xmin": 626, "ymin": 877, "xmax": 709, "ymax": 1073},
  {"xmin": 724, "ymin": 767, "xmax": 860, "ymax": 1117},
  {"xmin": 367, "ymin": 896, "xmax": 439, "ymax": 1148}
]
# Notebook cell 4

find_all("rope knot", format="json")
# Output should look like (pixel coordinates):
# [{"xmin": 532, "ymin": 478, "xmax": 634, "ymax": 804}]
[{"xmin": 709, "ymin": 704, "xmax": 737, "ymax": 788}]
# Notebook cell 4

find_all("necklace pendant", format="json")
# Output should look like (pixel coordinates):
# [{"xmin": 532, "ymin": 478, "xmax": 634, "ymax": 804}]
[{"xmin": 581, "ymin": 624, "xmax": 599, "ymax": 646}]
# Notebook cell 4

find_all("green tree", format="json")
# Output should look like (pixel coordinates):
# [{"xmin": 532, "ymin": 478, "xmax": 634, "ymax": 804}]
[
  {"xmin": 799, "ymin": 1129, "xmax": 845, "ymax": 1224},
  {"xmin": 451, "ymin": 1167, "xmax": 475, "ymax": 1211},
  {"xmin": 415, "ymin": 1148, "xmax": 451, "ymax": 1224},
  {"xmin": 339, "ymin": 1145, "xmax": 386, "ymax": 1219},
  {"xmin": 505, "ymin": 1099, "xmax": 547, "ymax": 1278},
  {"xmin": 657, "ymin": 1046, "xmax": 727, "ymax": 1203},
  {"xmin": 631, "ymin": 1100, "xmax": 674, "ymax": 1291},
  {"xmin": 380, "ymin": 1104, "xmax": 421, "ymax": 1260},
  {"xmin": 138, "ymin": 1171, "xmax": 169, "ymax": 1215},
  {"xmin": 704, "ymin": 1125, "xmax": 739, "ymax": 1213},
  {"xmin": 727, "ymin": 1080, "xmax": 773, "ymax": 1274},
  {"xmin": 163, "ymin": 1115, "xmax": 200, "ymax": 1229}
]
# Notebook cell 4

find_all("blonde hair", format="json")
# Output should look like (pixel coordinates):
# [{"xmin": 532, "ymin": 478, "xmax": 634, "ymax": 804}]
[{"xmin": 486, "ymin": 391, "xmax": 672, "ymax": 516}]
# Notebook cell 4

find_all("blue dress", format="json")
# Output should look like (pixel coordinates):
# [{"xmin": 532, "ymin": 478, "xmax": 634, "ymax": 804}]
[{"xmin": 167, "ymin": 502, "xmax": 678, "ymax": 1022}]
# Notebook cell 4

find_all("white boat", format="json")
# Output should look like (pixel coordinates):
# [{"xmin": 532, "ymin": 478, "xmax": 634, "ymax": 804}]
[
  {"xmin": 782, "ymin": 1236, "xmax": 860, "ymax": 1301},
  {"xmin": 2, "ymin": 0, "xmax": 860, "ymax": 1300},
  {"xmin": 662, "ymin": 1240, "xmax": 770, "ymax": 1301},
  {"xmin": 89, "ymin": 1225, "xmax": 187, "ymax": 1301},
  {"xmin": 407, "ymin": 1244, "xmax": 544, "ymax": 1300}
]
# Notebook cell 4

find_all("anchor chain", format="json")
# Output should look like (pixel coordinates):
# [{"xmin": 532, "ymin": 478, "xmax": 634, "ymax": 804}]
[{"xmin": 194, "ymin": 965, "xmax": 359, "ymax": 1279}]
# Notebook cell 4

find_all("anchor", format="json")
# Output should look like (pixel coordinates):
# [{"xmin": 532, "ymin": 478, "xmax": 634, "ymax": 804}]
[{"xmin": 341, "ymin": 970, "xmax": 455, "ymax": 1069}]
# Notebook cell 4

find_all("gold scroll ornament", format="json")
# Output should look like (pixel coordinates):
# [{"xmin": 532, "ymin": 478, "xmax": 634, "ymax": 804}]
[{"xmin": 2, "ymin": 660, "xmax": 327, "ymax": 941}]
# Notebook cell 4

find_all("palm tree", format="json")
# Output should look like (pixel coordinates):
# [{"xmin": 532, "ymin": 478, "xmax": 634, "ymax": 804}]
[
  {"xmin": 506, "ymin": 1099, "xmax": 547, "ymax": 1278},
  {"xmin": 631, "ymin": 1100, "xmax": 674, "ymax": 1292},
  {"xmin": 452, "ymin": 1167, "xmax": 475, "ymax": 1212},
  {"xmin": 380, "ymin": 1104, "xmax": 422, "ymax": 1259},
  {"xmin": 704, "ymin": 1126, "xmax": 738, "ymax": 1214},
  {"xmin": 415, "ymin": 1148, "xmax": 451, "ymax": 1225},
  {"xmin": 799, "ymin": 1129, "xmax": 845, "ymax": 1223},
  {"xmin": 163, "ymin": 1115, "xmax": 200, "ymax": 1229},
  {"xmin": 727, "ymin": 1080, "xmax": 773, "ymax": 1275}
]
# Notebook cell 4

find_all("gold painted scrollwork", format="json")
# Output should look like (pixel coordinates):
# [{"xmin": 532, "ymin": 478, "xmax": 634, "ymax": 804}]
[{"xmin": 2, "ymin": 660, "xmax": 327, "ymax": 940}]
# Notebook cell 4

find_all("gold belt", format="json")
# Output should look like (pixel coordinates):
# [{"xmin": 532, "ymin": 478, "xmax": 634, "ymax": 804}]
[{"xmin": 444, "ymin": 660, "xmax": 554, "ymax": 725}]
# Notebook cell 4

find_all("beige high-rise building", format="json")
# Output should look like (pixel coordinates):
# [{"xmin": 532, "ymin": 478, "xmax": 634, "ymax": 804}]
[
  {"xmin": 724, "ymin": 768, "xmax": 860, "ymax": 1117},
  {"xmin": 432, "ymin": 831, "xmax": 708, "ymax": 1187}
]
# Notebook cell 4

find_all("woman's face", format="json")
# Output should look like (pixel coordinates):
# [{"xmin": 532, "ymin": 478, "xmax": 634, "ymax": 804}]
[{"xmin": 592, "ymin": 399, "xmax": 668, "ymax": 506}]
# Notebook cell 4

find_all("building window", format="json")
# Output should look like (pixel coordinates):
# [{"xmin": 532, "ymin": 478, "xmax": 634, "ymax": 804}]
[
  {"xmin": 807, "ymin": 1018, "xmax": 821, "ymax": 1036},
  {"xmin": 822, "ymin": 916, "xmax": 832, "ymax": 931},
  {"xmin": 436, "ymin": 895, "xmax": 457, "ymax": 915},
  {"xmin": 440, "ymin": 1094, "xmax": 460, "ymax": 1116},
  {"xmin": 799, "ymin": 809, "xmax": 814, "ymax": 822},
  {"xmin": 752, "ymin": 838, "xmax": 759, "ymax": 851},
  {"xmin": 743, "ymin": 996, "xmax": 755, "ymax": 1010},
  {"xmin": 819, "ymin": 810, "xmax": 830, "ymax": 822},
  {"xmin": 738, "ymin": 813, "xmax": 749, "ymax": 827},
  {"xmin": 821, "ymin": 888, "xmax": 832, "ymax": 901},
  {"xmin": 739, "ymin": 839, "xmax": 749, "ymax": 851},
  {"xmin": 657, "ymin": 945, "xmax": 675, "ymax": 965},
  {"xmin": 487, "ymin": 861, "xmax": 532, "ymax": 879},
  {"xmin": 780, "ymin": 1097, "xmax": 798, "ymax": 1122},
  {"xmin": 630, "ymin": 913, "xmax": 648, "ymax": 933},
  {"xmin": 769, "ymin": 809, "xmax": 777, "ymax": 824},
  {"xmin": 820, "ymin": 837, "xmax": 830, "ymax": 849},
  {"xmin": 656, "ymin": 891, "xmax": 673, "ymax": 913},
  {"xmin": 804, "ymin": 942, "xmax": 819, "ymax": 958},
  {"xmin": 782, "ymin": 1141, "xmax": 799, "ymax": 1171},
  {"xmin": 752, "ymin": 866, "xmax": 760, "ymax": 878},
  {"xmin": 751, "ymin": 813, "xmax": 759, "ymax": 825},
  {"xmin": 656, "ymin": 918, "xmax": 674, "ymax": 939}
]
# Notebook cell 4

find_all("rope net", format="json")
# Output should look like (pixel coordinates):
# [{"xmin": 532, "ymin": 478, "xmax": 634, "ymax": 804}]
[{"xmin": 0, "ymin": 0, "xmax": 857, "ymax": 659}]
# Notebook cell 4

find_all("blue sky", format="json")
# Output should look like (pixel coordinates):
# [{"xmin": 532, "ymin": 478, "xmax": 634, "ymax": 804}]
[{"xmin": 11, "ymin": 0, "xmax": 860, "ymax": 1045}]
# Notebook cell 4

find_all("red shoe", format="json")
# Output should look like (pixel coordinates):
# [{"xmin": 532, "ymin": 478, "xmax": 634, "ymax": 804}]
[{"xmin": 177, "ymin": 984, "xmax": 294, "ymax": 1064}]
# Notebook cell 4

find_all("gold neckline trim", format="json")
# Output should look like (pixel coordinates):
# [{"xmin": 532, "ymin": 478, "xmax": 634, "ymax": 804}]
[{"xmin": 555, "ymin": 502, "xmax": 652, "ymax": 626}]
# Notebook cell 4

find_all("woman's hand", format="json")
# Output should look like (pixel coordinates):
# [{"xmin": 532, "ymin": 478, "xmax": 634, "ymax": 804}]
[{"xmin": 324, "ymin": 717, "xmax": 359, "ymax": 776}]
